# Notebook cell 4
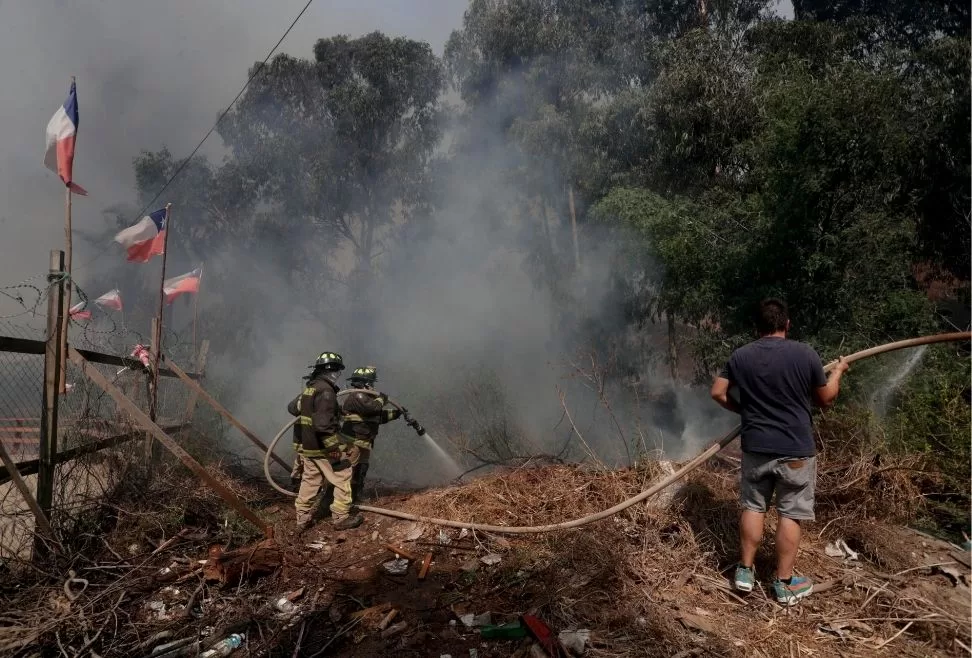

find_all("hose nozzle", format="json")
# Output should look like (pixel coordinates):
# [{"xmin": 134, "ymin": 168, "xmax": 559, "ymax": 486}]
[{"xmin": 402, "ymin": 411, "xmax": 426, "ymax": 437}]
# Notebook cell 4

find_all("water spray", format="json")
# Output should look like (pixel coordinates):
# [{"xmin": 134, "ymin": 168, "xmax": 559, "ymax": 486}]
[{"xmin": 263, "ymin": 332, "xmax": 970, "ymax": 532}]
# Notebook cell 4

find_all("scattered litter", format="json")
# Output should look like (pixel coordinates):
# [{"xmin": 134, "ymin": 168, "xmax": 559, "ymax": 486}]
[
  {"xmin": 438, "ymin": 529, "xmax": 453, "ymax": 545},
  {"xmin": 382, "ymin": 559, "xmax": 410, "ymax": 575},
  {"xmin": 558, "ymin": 629, "xmax": 590, "ymax": 654},
  {"xmin": 819, "ymin": 620, "xmax": 875, "ymax": 639},
  {"xmin": 419, "ymin": 553, "xmax": 434, "ymax": 580},
  {"xmin": 274, "ymin": 597, "xmax": 296, "ymax": 615},
  {"xmin": 404, "ymin": 522, "xmax": 424, "ymax": 541},
  {"xmin": 458, "ymin": 528, "xmax": 469, "ymax": 540},
  {"xmin": 199, "ymin": 633, "xmax": 244, "ymax": 657},
  {"xmin": 128, "ymin": 543, "xmax": 141, "ymax": 555},
  {"xmin": 523, "ymin": 614, "xmax": 565, "ymax": 655},
  {"xmin": 381, "ymin": 622, "xmax": 408, "ymax": 639},
  {"xmin": 480, "ymin": 553, "xmax": 502, "ymax": 566},
  {"xmin": 461, "ymin": 613, "xmax": 495, "ymax": 628},
  {"xmin": 155, "ymin": 566, "xmax": 178, "ymax": 583},
  {"xmin": 825, "ymin": 539, "xmax": 860, "ymax": 561},
  {"xmin": 378, "ymin": 609, "xmax": 399, "ymax": 631},
  {"xmin": 469, "ymin": 650, "xmax": 478, "ymax": 658},
  {"xmin": 371, "ymin": 530, "xmax": 379, "ymax": 541},
  {"xmin": 480, "ymin": 620, "xmax": 527, "ymax": 639},
  {"xmin": 306, "ymin": 541, "xmax": 326, "ymax": 550},
  {"xmin": 384, "ymin": 544, "xmax": 421, "ymax": 561}
]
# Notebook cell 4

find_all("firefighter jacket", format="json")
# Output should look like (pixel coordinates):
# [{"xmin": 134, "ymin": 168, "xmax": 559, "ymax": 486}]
[
  {"xmin": 287, "ymin": 395, "xmax": 302, "ymax": 453},
  {"xmin": 341, "ymin": 390, "xmax": 402, "ymax": 449},
  {"xmin": 296, "ymin": 377, "xmax": 346, "ymax": 457}
]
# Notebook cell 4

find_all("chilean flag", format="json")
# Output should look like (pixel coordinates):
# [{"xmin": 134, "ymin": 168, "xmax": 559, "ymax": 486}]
[
  {"xmin": 114, "ymin": 208, "xmax": 167, "ymax": 263},
  {"xmin": 94, "ymin": 289, "xmax": 123, "ymax": 311},
  {"xmin": 163, "ymin": 267, "xmax": 202, "ymax": 304},
  {"xmin": 44, "ymin": 81, "xmax": 87, "ymax": 195},
  {"xmin": 68, "ymin": 301, "xmax": 91, "ymax": 321}
]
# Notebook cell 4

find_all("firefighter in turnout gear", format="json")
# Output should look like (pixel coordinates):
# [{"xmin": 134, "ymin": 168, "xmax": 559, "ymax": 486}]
[
  {"xmin": 341, "ymin": 366, "xmax": 403, "ymax": 504},
  {"xmin": 292, "ymin": 352, "xmax": 363, "ymax": 532}
]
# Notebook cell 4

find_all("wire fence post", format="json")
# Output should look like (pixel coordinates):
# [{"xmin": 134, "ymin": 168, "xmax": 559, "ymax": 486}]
[{"xmin": 36, "ymin": 250, "xmax": 65, "ymax": 557}]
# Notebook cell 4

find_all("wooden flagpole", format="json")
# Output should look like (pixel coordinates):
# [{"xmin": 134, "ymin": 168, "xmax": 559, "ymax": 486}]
[
  {"xmin": 58, "ymin": 78, "xmax": 76, "ymax": 394},
  {"xmin": 150, "ymin": 203, "xmax": 172, "ymax": 423}
]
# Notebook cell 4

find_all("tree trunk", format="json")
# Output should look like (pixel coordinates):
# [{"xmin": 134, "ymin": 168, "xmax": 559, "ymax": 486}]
[{"xmin": 667, "ymin": 314, "xmax": 679, "ymax": 382}]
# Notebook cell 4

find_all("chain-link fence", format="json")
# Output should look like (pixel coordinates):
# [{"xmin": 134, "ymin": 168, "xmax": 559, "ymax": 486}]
[{"xmin": 0, "ymin": 280, "xmax": 203, "ymax": 565}]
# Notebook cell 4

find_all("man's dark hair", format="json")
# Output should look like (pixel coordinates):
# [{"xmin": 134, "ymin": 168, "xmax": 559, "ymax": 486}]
[{"xmin": 756, "ymin": 298, "xmax": 789, "ymax": 335}]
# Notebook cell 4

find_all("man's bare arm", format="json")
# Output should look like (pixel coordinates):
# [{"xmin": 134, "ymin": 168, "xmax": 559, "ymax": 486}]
[
  {"xmin": 813, "ymin": 358, "xmax": 849, "ymax": 408},
  {"xmin": 711, "ymin": 376, "xmax": 740, "ymax": 413}
]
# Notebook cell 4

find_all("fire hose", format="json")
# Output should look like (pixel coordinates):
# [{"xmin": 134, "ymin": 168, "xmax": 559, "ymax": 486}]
[{"xmin": 263, "ymin": 332, "xmax": 969, "ymax": 534}]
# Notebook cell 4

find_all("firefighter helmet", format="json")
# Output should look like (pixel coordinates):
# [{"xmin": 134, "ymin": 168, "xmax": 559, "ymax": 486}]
[
  {"xmin": 348, "ymin": 366, "xmax": 378, "ymax": 387},
  {"xmin": 312, "ymin": 352, "xmax": 345, "ymax": 371}
]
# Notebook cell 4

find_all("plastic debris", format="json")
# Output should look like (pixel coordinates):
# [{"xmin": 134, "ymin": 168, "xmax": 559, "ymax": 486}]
[
  {"xmin": 469, "ymin": 650, "xmax": 478, "ymax": 658},
  {"xmin": 558, "ymin": 629, "xmax": 591, "ymax": 655},
  {"xmin": 275, "ymin": 597, "xmax": 296, "ymax": 615},
  {"xmin": 480, "ymin": 553, "xmax": 502, "ymax": 566},
  {"xmin": 200, "ymin": 633, "xmax": 244, "ymax": 657},
  {"xmin": 306, "ymin": 541, "xmax": 326, "ymax": 550},
  {"xmin": 438, "ymin": 529, "xmax": 453, "ymax": 545},
  {"xmin": 824, "ymin": 539, "xmax": 860, "ymax": 561},
  {"xmin": 458, "ymin": 528, "xmax": 469, "ymax": 540},
  {"xmin": 383, "ymin": 559, "xmax": 410, "ymax": 575},
  {"xmin": 480, "ymin": 620, "xmax": 528, "ymax": 640}
]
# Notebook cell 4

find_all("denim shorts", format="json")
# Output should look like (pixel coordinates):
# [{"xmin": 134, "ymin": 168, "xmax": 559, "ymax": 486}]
[{"xmin": 740, "ymin": 452, "xmax": 816, "ymax": 521}]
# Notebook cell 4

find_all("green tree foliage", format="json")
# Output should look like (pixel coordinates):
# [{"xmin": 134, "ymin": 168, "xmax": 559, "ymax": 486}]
[{"xmin": 221, "ymin": 33, "xmax": 444, "ymax": 280}]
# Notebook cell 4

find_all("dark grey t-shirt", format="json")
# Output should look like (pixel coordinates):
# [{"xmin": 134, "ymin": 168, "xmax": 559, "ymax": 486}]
[{"xmin": 721, "ymin": 337, "xmax": 827, "ymax": 457}]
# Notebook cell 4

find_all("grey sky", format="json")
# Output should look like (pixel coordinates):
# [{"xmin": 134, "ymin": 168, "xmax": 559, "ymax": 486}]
[{"xmin": 0, "ymin": 0, "xmax": 466, "ymax": 300}]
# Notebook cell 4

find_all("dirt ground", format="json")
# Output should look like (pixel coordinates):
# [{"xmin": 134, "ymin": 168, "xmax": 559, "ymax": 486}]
[{"xmin": 2, "ymin": 461, "xmax": 970, "ymax": 657}]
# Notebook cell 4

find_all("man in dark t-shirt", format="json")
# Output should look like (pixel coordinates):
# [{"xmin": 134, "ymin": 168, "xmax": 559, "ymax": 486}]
[{"xmin": 711, "ymin": 299, "xmax": 849, "ymax": 605}]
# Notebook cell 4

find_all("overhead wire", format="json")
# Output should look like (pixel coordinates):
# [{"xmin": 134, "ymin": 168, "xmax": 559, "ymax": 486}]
[{"xmin": 70, "ymin": 0, "xmax": 318, "ymax": 277}]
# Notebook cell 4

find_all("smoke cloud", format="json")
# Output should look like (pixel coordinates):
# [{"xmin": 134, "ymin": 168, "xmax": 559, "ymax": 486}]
[{"xmin": 0, "ymin": 1, "xmax": 738, "ymax": 488}]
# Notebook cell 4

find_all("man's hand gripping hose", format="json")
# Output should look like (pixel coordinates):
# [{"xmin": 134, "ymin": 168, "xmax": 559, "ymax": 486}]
[{"xmin": 264, "ymin": 332, "xmax": 969, "ymax": 534}]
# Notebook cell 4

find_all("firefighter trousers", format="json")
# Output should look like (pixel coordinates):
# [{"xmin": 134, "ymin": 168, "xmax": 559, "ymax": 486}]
[{"xmin": 294, "ymin": 454, "xmax": 352, "ymax": 523}]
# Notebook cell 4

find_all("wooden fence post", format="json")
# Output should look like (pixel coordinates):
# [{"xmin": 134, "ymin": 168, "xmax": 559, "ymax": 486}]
[
  {"xmin": 68, "ymin": 347, "xmax": 271, "ymax": 537},
  {"xmin": 0, "ymin": 438, "xmax": 62, "ymax": 555},
  {"xmin": 36, "ymin": 250, "xmax": 64, "ymax": 547},
  {"xmin": 179, "ymin": 340, "xmax": 209, "ymax": 441}
]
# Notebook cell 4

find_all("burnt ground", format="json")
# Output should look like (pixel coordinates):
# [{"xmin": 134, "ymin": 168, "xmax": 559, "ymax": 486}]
[{"xmin": 2, "ymin": 461, "xmax": 970, "ymax": 657}]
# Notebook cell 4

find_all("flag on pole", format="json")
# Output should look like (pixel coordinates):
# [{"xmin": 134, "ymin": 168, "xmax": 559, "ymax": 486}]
[
  {"xmin": 113, "ymin": 208, "xmax": 167, "ymax": 262},
  {"xmin": 68, "ymin": 301, "xmax": 91, "ymax": 321},
  {"xmin": 44, "ymin": 80, "xmax": 87, "ymax": 195},
  {"xmin": 94, "ymin": 289, "xmax": 123, "ymax": 311},
  {"xmin": 163, "ymin": 267, "xmax": 202, "ymax": 304}
]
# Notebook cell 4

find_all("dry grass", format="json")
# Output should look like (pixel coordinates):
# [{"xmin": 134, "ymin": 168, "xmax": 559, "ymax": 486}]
[
  {"xmin": 1, "ymin": 446, "xmax": 968, "ymax": 657},
  {"xmin": 387, "ymin": 458, "xmax": 970, "ymax": 657}
]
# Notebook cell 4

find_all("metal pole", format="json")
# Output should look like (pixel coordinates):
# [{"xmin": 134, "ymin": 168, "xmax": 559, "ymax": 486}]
[
  {"xmin": 150, "ymin": 203, "xmax": 172, "ymax": 423},
  {"xmin": 58, "ymin": 185, "xmax": 72, "ymax": 393}
]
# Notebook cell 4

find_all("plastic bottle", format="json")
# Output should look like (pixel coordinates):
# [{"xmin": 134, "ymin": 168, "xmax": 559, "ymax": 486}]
[{"xmin": 200, "ymin": 634, "xmax": 244, "ymax": 657}]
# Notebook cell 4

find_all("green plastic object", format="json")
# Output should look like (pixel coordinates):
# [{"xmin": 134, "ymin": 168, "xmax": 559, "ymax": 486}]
[{"xmin": 479, "ymin": 620, "xmax": 527, "ymax": 639}]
